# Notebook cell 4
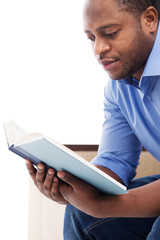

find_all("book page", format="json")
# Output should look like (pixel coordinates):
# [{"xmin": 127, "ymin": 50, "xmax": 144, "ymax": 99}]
[{"xmin": 4, "ymin": 120, "xmax": 43, "ymax": 146}]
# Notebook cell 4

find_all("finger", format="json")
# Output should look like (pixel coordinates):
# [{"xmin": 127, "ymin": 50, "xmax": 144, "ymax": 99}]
[
  {"xmin": 36, "ymin": 163, "xmax": 46, "ymax": 192},
  {"xmin": 51, "ymin": 177, "xmax": 69, "ymax": 204},
  {"xmin": 43, "ymin": 168, "xmax": 55, "ymax": 196},
  {"xmin": 57, "ymin": 171, "xmax": 80, "ymax": 188},
  {"xmin": 26, "ymin": 159, "xmax": 37, "ymax": 186},
  {"xmin": 50, "ymin": 176, "xmax": 60, "ymax": 199}
]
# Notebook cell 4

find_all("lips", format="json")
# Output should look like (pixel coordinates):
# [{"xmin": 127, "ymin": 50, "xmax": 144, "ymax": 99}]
[
  {"xmin": 100, "ymin": 59, "xmax": 118, "ymax": 71},
  {"xmin": 100, "ymin": 59, "xmax": 117, "ymax": 66}
]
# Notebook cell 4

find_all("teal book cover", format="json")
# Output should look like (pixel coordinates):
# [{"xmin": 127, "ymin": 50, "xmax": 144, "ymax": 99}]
[{"xmin": 4, "ymin": 120, "xmax": 127, "ymax": 195}]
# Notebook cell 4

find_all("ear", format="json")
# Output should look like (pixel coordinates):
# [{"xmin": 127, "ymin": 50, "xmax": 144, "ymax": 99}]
[{"xmin": 141, "ymin": 6, "xmax": 158, "ymax": 33}]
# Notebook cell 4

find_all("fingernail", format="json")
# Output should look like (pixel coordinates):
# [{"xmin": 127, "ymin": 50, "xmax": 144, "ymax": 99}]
[
  {"xmin": 57, "ymin": 171, "xmax": 65, "ymax": 179},
  {"xmin": 38, "ymin": 165, "xmax": 43, "ymax": 170},
  {"xmin": 53, "ymin": 177, "xmax": 58, "ymax": 182},
  {"xmin": 48, "ymin": 170, "xmax": 53, "ymax": 175},
  {"xmin": 25, "ymin": 160, "xmax": 28, "ymax": 165}
]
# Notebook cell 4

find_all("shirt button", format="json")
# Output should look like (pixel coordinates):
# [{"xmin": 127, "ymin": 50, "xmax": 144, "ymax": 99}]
[{"xmin": 147, "ymin": 96, "xmax": 151, "ymax": 100}]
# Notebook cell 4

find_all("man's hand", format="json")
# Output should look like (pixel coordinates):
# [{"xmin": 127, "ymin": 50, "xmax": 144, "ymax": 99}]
[
  {"xmin": 26, "ymin": 159, "xmax": 105, "ymax": 215},
  {"xmin": 26, "ymin": 159, "xmax": 160, "ymax": 218},
  {"xmin": 57, "ymin": 170, "xmax": 104, "ymax": 215},
  {"xmin": 26, "ymin": 159, "xmax": 123, "ymax": 216},
  {"xmin": 26, "ymin": 159, "xmax": 68, "ymax": 204}
]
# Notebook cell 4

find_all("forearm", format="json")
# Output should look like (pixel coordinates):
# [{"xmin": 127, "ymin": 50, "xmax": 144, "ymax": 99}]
[
  {"xmin": 93, "ymin": 179, "xmax": 160, "ymax": 218},
  {"xmin": 56, "ymin": 167, "xmax": 160, "ymax": 219},
  {"xmin": 95, "ymin": 165, "xmax": 124, "ymax": 184}
]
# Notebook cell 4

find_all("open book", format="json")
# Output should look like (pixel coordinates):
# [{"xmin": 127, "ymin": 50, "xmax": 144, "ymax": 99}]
[{"xmin": 4, "ymin": 120, "xmax": 127, "ymax": 195}]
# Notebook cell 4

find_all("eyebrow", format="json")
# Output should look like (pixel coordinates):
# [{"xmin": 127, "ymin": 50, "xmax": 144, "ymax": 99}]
[
  {"xmin": 97, "ymin": 23, "xmax": 119, "ymax": 31},
  {"xmin": 84, "ymin": 23, "xmax": 119, "ymax": 33}
]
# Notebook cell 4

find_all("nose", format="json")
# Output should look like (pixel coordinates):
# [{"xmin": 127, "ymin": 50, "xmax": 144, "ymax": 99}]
[{"xmin": 94, "ymin": 37, "xmax": 111, "ymax": 59}]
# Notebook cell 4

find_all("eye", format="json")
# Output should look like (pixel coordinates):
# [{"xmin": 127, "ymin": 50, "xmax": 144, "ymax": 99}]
[
  {"xmin": 88, "ymin": 37, "xmax": 95, "ymax": 42},
  {"xmin": 86, "ymin": 33, "xmax": 95, "ymax": 42},
  {"xmin": 104, "ymin": 30, "xmax": 119, "ymax": 38}
]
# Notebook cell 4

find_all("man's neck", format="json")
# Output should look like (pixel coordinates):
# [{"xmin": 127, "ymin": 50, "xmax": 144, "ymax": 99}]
[{"xmin": 132, "ymin": 67, "xmax": 145, "ymax": 82}]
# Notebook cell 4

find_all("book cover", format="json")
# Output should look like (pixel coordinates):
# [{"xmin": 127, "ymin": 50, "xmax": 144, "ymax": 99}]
[{"xmin": 4, "ymin": 120, "xmax": 127, "ymax": 195}]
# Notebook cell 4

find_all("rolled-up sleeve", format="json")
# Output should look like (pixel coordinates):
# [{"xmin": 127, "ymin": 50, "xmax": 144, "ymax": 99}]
[{"xmin": 91, "ymin": 81, "xmax": 142, "ymax": 186}]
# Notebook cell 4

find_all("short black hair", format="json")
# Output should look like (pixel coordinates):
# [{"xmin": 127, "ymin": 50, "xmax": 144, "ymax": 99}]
[{"xmin": 117, "ymin": 0, "xmax": 160, "ymax": 19}]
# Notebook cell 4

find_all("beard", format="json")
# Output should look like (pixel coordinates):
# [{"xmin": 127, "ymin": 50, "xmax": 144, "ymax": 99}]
[{"xmin": 108, "ymin": 27, "xmax": 154, "ymax": 81}]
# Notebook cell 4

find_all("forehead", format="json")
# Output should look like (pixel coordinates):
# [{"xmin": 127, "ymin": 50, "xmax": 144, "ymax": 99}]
[
  {"xmin": 83, "ymin": 0, "xmax": 119, "ymax": 15},
  {"xmin": 83, "ymin": 0, "xmax": 130, "ymax": 30}
]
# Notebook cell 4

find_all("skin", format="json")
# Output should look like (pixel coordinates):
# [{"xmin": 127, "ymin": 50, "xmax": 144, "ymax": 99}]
[
  {"xmin": 83, "ymin": 0, "xmax": 157, "ymax": 81},
  {"xmin": 26, "ymin": 0, "xmax": 160, "ymax": 218}
]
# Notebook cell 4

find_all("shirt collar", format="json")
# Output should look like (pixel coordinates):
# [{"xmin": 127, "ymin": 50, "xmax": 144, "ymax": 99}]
[{"xmin": 141, "ymin": 22, "xmax": 160, "ymax": 78}]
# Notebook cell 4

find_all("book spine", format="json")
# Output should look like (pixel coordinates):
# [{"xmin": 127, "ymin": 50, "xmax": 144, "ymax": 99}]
[{"xmin": 9, "ymin": 146, "xmax": 51, "ymax": 170}]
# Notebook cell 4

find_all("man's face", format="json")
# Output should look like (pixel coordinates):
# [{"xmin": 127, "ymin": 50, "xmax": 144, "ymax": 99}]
[{"xmin": 83, "ymin": 0, "xmax": 154, "ymax": 80}]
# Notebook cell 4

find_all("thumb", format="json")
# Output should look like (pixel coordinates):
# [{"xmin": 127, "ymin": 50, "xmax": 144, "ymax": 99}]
[{"xmin": 57, "ymin": 170, "xmax": 79, "ymax": 188}]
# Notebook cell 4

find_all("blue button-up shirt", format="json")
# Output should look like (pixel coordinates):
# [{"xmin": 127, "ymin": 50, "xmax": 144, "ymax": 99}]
[{"xmin": 92, "ymin": 23, "xmax": 160, "ymax": 186}]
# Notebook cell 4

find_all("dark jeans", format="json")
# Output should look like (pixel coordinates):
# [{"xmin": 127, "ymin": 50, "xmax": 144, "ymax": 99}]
[{"xmin": 63, "ymin": 175, "xmax": 160, "ymax": 240}]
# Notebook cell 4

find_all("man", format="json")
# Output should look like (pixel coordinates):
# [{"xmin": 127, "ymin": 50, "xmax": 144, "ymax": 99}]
[{"xmin": 26, "ymin": 0, "xmax": 160, "ymax": 239}]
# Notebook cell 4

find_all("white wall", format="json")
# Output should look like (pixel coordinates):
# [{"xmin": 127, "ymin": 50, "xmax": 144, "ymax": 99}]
[{"xmin": 0, "ymin": 1, "xmax": 108, "ymax": 239}]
